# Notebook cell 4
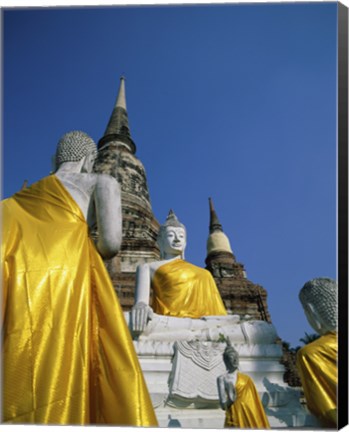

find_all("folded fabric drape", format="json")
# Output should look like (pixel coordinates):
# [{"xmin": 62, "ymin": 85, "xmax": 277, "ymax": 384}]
[
  {"xmin": 2, "ymin": 175, "xmax": 158, "ymax": 426},
  {"xmin": 296, "ymin": 331, "xmax": 337, "ymax": 427},
  {"xmin": 152, "ymin": 259, "xmax": 227, "ymax": 318},
  {"xmin": 224, "ymin": 372, "xmax": 270, "ymax": 429}
]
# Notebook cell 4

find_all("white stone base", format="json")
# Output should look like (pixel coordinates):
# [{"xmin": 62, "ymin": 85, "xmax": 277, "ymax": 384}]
[
  {"xmin": 126, "ymin": 313, "xmax": 320, "ymax": 428},
  {"xmin": 136, "ymin": 351, "xmax": 320, "ymax": 428},
  {"xmin": 154, "ymin": 404, "xmax": 319, "ymax": 429},
  {"xmin": 155, "ymin": 406, "xmax": 225, "ymax": 428}
]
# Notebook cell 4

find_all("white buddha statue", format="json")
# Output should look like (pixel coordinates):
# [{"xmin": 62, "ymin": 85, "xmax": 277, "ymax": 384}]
[
  {"xmin": 296, "ymin": 277, "xmax": 337, "ymax": 428},
  {"xmin": 54, "ymin": 131, "xmax": 121, "ymax": 258},
  {"xmin": 131, "ymin": 210, "xmax": 227, "ymax": 333}
]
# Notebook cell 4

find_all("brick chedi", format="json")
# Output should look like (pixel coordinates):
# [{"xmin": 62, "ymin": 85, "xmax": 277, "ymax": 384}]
[
  {"xmin": 94, "ymin": 77, "xmax": 160, "ymax": 309},
  {"xmin": 205, "ymin": 198, "xmax": 271, "ymax": 322}
]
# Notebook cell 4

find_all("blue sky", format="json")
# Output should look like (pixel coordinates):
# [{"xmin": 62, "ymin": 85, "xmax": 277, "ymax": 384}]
[{"xmin": 2, "ymin": 3, "xmax": 337, "ymax": 347}]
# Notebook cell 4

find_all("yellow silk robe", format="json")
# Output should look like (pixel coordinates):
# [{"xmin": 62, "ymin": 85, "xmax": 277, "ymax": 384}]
[
  {"xmin": 225, "ymin": 372, "xmax": 270, "ymax": 429},
  {"xmin": 296, "ymin": 332, "xmax": 337, "ymax": 427},
  {"xmin": 151, "ymin": 259, "xmax": 227, "ymax": 318},
  {"xmin": 1, "ymin": 175, "xmax": 158, "ymax": 426}
]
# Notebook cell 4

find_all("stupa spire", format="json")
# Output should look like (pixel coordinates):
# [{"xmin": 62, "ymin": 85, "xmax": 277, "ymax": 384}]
[
  {"xmin": 206, "ymin": 197, "xmax": 233, "ymax": 255},
  {"xmin": 98, "ymin": 76, "xmax": 136, "ymax": 153},
  {"xmin": 115, "ymin": 75, "xmax": 127, "ymax": 110},
  {"xmin": 205, "ymin": 199, "xmax": 271, "ymax": 322},
  {"xmin": 209, "ymin": 197, "xmax": 223, "ymax": 234}
]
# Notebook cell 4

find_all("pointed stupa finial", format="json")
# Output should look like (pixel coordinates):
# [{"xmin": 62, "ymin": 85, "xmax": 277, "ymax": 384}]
[
  {"xmin": 209, "ymin": 197, "xmax": 223, "ymax": 233},
  {"xmin": 98, "ymin": 75, "xmax": 136, "ymax": 153},
  {"xmin": 115, "ymin": 76, "xmax": 127, "ymax": 110}
]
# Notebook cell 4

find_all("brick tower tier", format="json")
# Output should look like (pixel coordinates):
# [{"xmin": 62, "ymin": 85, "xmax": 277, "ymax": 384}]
[
  {"xmin": 205, "ymin": 198, "xmax": 271, "ymax": 322},
  {"xmin": 94, "ymin": 77, "xmax": 160, "ymax": 309}
]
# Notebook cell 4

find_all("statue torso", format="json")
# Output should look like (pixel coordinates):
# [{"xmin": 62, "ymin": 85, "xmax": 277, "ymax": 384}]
[
  {"xmin": 55, "ymin": 172, "xmax": 97, "ymax": 224},
  {"xmin": 151, "ymin": 259, "xmax": 227, "ymax": 318}
]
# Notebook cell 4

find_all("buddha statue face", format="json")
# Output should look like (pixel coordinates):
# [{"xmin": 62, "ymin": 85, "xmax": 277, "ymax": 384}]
[
  {"xmin": 158, "ymin": 210, "xmax": 187, "ymax": 259},
  {"xmin": 161, "ymin": 226, "xmax": 186, "ymax": 257},
  {"xmin": 223, "ymin": 345, "xmax": 239, "ymax": 373},
  {"xmin": 299, "ymin": 278, "xmax": 337, "ymax": 335}
]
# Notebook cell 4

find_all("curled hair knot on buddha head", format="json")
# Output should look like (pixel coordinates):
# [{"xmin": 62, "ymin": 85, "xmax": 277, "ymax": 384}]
[
  {"xmin": 55, "ymin": 131, "xmax": 97, "ymax": 168},
  {"xmin": 299, "ymin": 277, "xmax": 337, "ymax": 334}
]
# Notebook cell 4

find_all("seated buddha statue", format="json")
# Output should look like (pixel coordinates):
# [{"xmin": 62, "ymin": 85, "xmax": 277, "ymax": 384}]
[
  {"xmin": 217, "ymin": 341, "xmax": 270, "ymax": 428},
  {"xmin": 131, "ymin": 210, "xmax": 227, "ymax": 332},
  {"xmin": 296, "ymin": 277, "xmax": 337, "ymax": 428}
]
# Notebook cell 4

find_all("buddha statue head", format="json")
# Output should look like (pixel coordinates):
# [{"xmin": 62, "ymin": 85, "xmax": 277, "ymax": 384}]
[
  {"xmin": 223, "ymin": 340, "xmax": 239, "ymax": 373},
  {"xmin": 55, "ymin": 131, "xmax": 97, "ymax": 173},
  {"xmin": 299, "ymin": 277, "xmax": 337, "ymax": 335},
  {"xmin": 157, "ymin": 210, "xmax": 187, "ymax": 259}
]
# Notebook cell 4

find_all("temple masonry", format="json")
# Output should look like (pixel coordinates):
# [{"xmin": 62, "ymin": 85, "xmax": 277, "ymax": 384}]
[
  {"xmin": 94, "ymin": 77, "xmax": 272, "ymax": 322},
  {"xmin": 206, "ymin": 197, "xmax": 271, "ymax": 321},
  {"xmin": 94, "ymin": 77, "xmax": 160, "ymax": 309}
]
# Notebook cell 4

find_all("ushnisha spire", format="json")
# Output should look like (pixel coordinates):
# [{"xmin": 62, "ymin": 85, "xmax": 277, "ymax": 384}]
[
  {"xmin": 209, "ymin": 197, "xmax": 223, "ymax": 233},
  {"xmin": 98, "ymin": 76, "xmax": 136, "ymax": 153},
  {"xmin": 206, "ymin": 198, "xmax": 233, "ymax": 255},
  {"xmin": 163, "ymin": 209, "xmax": 185, "ymax": 229}
]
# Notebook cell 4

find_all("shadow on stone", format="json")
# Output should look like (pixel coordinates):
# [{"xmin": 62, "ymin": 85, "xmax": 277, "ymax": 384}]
[{"xmin": 168, "ymin": 415, "xmax": 182, "ymax": 427}]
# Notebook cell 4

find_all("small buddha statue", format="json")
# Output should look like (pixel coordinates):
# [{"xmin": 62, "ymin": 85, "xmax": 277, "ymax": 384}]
[
  {"xmin": 217, "ymin": 341, "xmax": 270, "ymax": 429},
  {"xmin": 296, "ymin": 277, "xmax": 337, "ymax": 428},
  {"xmin": 131, "ymin": 210, "xmax": 227, "ymax": 332}
]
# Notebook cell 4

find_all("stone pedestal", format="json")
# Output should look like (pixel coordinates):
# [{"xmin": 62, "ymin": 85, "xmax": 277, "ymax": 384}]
[{"xmin": 125, "ymin": 313, "xmax": 320, "ymax": 428}]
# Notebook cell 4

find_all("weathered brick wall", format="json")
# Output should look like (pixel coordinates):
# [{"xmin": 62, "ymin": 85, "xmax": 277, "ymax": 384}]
[
  {"xmin": 93, "ymin": 142, "xmax": 160, "ymax": 309},
  {"xmin": 206, "ymin": 251, "xmax": 271, "ymax": 322}
]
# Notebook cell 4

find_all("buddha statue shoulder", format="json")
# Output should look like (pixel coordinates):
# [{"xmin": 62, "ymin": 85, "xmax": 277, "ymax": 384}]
[
  {"xmin": 296, "ymin": 277, "xmax": 338, "ymax": 428},
  {"xmin": 54, "ymin": 131, "xmax": 122, "ymax": 258},
  {"xmin": 131, "ymin": 210, "xmax": 227, "ymax": 333}
]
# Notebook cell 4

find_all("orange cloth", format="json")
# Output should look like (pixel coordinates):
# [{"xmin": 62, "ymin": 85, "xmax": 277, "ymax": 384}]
[
  {"xmin": 296, "ymin": 332, "xmax": 337, "ymax": 427},
  {"xmin": 224, "ymin": 372, "xmax": 270, "ymax": 429},
  {"xmin": 151, "ymin": 259, "xmax": 227, "ymax": 318},
  {"xmin": 2, "ymin": 175, "xmax": 158, "ymax": 426}
]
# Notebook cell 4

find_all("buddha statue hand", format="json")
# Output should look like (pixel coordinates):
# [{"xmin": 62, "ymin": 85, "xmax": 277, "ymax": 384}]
[
  {"xmin": 217, "ymin": 373, "xmax": 237, "ymax": 411},
  {"xmin": 225, "ymin": 375, "xmax": 237, "ymax": 407},
  {"xmin": 131, "ymin": 302, "xmax": 154, "ymax": 333}
]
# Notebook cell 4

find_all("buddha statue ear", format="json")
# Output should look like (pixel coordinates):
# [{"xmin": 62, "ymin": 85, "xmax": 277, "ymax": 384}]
[
  {"xmin": 157, "ymin": 229, "xmax": 165, "ymax": 259},
  {"xmin": 304, "ymin": 302, "xmax": 324, "ymax": 335},
  {"xmin": 179, "ymin": 233, "xmax": 186, "ymax": 260},
  {"xmin": 51, "ymin": 155, "xmax": 57, "ymax": 174},
  {"xmin": 81, "ymin": 152, "xmax": 97, "ymax": 173}
]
